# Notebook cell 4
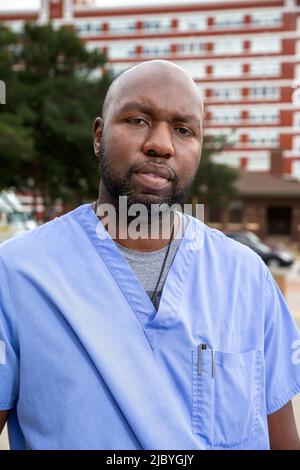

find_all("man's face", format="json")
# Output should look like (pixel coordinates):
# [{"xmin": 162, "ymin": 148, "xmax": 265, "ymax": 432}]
[{"xmin": 95, "ymin": 65, "xmax": 203, "ymax": 211}]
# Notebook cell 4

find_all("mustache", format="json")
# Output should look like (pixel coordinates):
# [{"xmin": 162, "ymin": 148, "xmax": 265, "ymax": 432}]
[{"xmin": 129, "ymin": 161, "xmax": 176, "ymax": 182}]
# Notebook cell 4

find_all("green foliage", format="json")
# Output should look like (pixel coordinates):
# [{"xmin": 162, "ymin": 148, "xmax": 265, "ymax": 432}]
[
  {"xmin": 0, "ymin": 22, "xmax": 111, "ymax": 208},
  {"xmin": 0, "ymin": 22, "xmax": 237, "ymax": 215},
  {"xmin": 0, "ymin": 25, "xmax": 18, "ymax": 82},
  {"xmin": 0, "ymin": 113, "xmax": 35, "ymax": 188},
  {"xmin": 17, "ymin": 22, "xmax": 105, "ymax": 82}
]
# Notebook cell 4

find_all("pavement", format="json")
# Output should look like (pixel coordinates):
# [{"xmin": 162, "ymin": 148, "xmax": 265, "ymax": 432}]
[
  {"xmin": 266, "ymin": 234, "xmax": 300, "ymax": 435},
  {"xmin": 281, "ymin": 258, "xmax": 300, "ymax": 436},
  {"xmin": 285, "ymin": 265, "xmax": 300, "ymax": 327}
]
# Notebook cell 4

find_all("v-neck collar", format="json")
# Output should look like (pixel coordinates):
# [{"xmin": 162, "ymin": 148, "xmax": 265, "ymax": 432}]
[{"xmin": 72, "ymin": 203, "xmax": 204, "ymax": 349}]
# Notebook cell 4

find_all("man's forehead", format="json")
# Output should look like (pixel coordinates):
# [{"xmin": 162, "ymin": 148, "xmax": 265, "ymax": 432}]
[
  {"xmin": 117, "ymin": 68, "xmax": 199, "ymax": 96},
  {"xmin": 102, "ymin": 61, "xmax": 204, "ymax": 120},
  {"xmin": 111, "ymin": 79, "xmax": 202, "ymax": 116},
  {"xmin": 114, "ymin": 97, "xmax": 202, "ymax": 122}
]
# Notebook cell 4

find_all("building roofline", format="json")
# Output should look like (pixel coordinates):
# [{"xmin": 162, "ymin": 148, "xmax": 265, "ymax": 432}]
[
  {"xmin": 238, "ymin": 192, "xmax": 300, "ymax": 198},
  {"xmin": 73, "ymin": 0, "xmax": 283, "ymax": 17},
  {"xmin": 0, "ymin": 11, "xmax": 38, "ymax": 19}
]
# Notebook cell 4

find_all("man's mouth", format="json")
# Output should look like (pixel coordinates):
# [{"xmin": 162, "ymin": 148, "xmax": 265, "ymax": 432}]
[
  {"xmin": 134, "ymin": 172, "xmax": 171, "ymax": 191},
  {"xmin": 132, "ymin": 162, "xmax": 174, "ymax": 192}
]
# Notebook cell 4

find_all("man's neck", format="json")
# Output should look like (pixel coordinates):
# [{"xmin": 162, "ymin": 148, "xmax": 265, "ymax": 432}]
[{"xmin": 93, "ymin": 194, "xmax": 181, "ymax": 252}]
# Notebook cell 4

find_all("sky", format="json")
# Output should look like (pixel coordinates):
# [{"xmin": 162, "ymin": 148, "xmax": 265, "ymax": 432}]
[{"xmin": 0, "ymin": 0, "xmax": 247, "ymax": 12}]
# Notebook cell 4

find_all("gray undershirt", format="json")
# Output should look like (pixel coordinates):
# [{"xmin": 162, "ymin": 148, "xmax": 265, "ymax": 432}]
[{"xmin": 115, "ymin": 213, "xmax": 189, "ymax": 311}]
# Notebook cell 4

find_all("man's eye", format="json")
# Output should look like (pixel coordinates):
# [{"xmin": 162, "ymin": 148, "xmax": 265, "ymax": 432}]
[
  {"xmin": 126, "ymin": 118, "xmax": 146, "ymax": 125},
  {"xmin": 175, "ymin": 127, "xmax": 194, "ymax": 137}
]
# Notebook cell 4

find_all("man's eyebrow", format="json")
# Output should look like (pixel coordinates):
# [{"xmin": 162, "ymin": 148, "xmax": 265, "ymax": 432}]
[
  {"xmin": 173, "ymin": 114, "xmax": 201, "ymax": 127},
  {"xmin": 118, "ymin": 102, "xmax": 201, "ymax": 127},
  {"xmin": 118, "ymin": 102, "xmax": 153, "ymax": 115}
]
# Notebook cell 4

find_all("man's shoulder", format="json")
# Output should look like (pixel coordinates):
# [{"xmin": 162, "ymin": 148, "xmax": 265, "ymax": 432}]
[
  {"xmin": 187, "ymin": 214, "xmax": 265, "ymax": 266},
  {"xmin": 0, "ymin": 206, "xmax": 82, "ymax": 264},
  {"xmin": 0, "ymin": 218, "xmax": 58, "ymax": 259}
]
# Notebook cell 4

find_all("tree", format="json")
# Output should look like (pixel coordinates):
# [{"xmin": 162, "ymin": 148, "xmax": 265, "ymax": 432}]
[
  {"xmin": 187, "ymin": 134, "xmax": 239, "ymax": 219},
  {"xmin": 0, "ymin": 113, "xmax": 35, "ymax": 188},
  {"xmin": 0, "ymin": 22, "xmax": 238, "ymax": 218},
  {"xmin": 0, "ymin": 22, "xmax": 112, "ymax": 213}
]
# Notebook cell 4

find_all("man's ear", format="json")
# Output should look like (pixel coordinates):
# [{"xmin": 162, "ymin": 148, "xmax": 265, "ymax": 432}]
[{"xmin": 93, "ymin": 117, "xmax": 103, "ymax": 157}]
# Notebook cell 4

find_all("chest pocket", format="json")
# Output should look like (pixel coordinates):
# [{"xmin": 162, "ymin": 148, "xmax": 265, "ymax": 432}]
[{"xmin": 192, "ymin": 348, "xmax": 262, "ymax": 449}]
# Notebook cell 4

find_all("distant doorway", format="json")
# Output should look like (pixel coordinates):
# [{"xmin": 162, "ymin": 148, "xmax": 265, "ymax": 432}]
[{"xmin": 267, "ymin": 207, "xmax": 292, "ymax": 235}]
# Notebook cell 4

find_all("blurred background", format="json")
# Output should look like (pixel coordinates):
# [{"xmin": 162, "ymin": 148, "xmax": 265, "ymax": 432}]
[{"xmin": 0, "ymin": 0, "xmax": 300, "ymax": 450}]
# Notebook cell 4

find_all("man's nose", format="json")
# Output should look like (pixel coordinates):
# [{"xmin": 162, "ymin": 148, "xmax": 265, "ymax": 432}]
[{"xmin": 142, "ymin": 122, "xmax": 175, "ymax": 158}]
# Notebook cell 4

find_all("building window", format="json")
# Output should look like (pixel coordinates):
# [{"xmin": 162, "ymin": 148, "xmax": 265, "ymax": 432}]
[
  {"xmin": 108, "ymin": 19, "xmax": 136, "ymax": 34},
  {"xmin": 247, "ymin": 156, "xmax": 269, "ymax": 171},
  {"xmin": 248, "ymin": 109, "xmax": 279, "ymax": 123},
  {"xmin": 210, "ymin": 108, "xmax": 241, "ymax": 124},
  {"xmin": 294, "ymin": 112, "xmax": 300, "ymax": 128},
  {"xmin": 293, "ymin": 136, "xmax": 300, "ymax": 152},
  {"xmin": 213, "ymin": 62, "xmax": 242, "ymax": 78},
  {"xmin": 143, "ymin": 20, "xmax": 160, "ymax": 30},
  {"xmin": 292, "ymin": 160, "xmax": 300, "ymax": 179},
  {"xmin": 214, "ymin": 12, "xmax": 244, "ymax": 29},
  {"xmin": 293, "ymin": 89, "xmax": 300, "ymax": 106},
  {"xmin": 250, "ymin": 37, "xmax": 281, "ymax": 53},
  {"xmin": 142, "ymin": 42, "xmax": 171, "ymax": 57},
  {"xmin": 177, "ymin": 42, "xmax": 208, "ymax": 55},
  {"xmin": 248, "ymin": 86, "xmax": 280, "ymax": 100},
  {"xmin": 211, "ymin": 151, "xmax": 241, "ymax": 167},
  {"xmin": 214, "ymin": 39, "xmax": 243, "ymax": 54},
  {"xmin": 251, "ymin": 11, "xmax": 282, "ymax": 27},
  {"xmin": 142, "ymin": 17, "xmax": 171, "ymax": 32},
  {"xmin": 108, "ymin": 44, "xmax": 136, "ymax": 59},
  {"xmin": 250, "ymin": 61, "xmax": 280, "ymax": 77},
  {"xmin": 248, "ymin": 131, "xmax": 279, "ymax": 147},
  {"xmin": 229, "ymin": 201, "xmax": 243, "ymax": 223},
  {"xmin": 75, "ymin": 22, "xmax": 102, "ymax": 35},
  {"xmin": 211, "ymin": 88, "xmax": 241, "ymax": 101},
  {"xmin": 179, "ymin": 15, "xmax": 206, "ymax": 31}
]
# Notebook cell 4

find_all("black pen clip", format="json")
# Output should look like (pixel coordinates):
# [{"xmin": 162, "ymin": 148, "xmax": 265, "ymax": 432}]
[
  {"xmin": 197, "ymin": 343, "xmax": 215, "ymax": 378},
  {"xmin": 197, "ymin": 343, "xmax": 207, "ymax": 375}
]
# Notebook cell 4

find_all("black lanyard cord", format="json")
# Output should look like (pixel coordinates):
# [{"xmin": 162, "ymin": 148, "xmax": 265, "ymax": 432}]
[{"xmin": 150, "ymin": 223, "xmax": 175, "ymax": 305}]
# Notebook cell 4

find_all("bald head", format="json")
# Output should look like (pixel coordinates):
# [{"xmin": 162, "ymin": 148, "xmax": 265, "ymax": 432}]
[
  {"xmin": 94, "ymin": 59, "xmax": 203, "ymax": 216},
  {"xmin": 102, "ymin": 60, "xmax": 204, "ymax": 121}
]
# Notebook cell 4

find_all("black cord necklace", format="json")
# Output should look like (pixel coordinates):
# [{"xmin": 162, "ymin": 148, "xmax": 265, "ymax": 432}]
[
  {"xmin": 93, "ymin": 200, "xmax": 175, "ymax": 307},
  {"xmin": 150, "ymin": 222, "xmax": 175, "ymax": 306}
]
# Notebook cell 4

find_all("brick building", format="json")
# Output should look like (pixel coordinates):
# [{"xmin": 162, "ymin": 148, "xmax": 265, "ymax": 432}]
[
  {"xmin": 213, "ymin": 150, "xmax": 300, "ymax": 241},
  {"xmin": 1, "ymin": 0, "xmax": 300, "ymax": 175},
  {"xmin": 1, "ymin": 0, "xmax": 300, "ymax": 227}
]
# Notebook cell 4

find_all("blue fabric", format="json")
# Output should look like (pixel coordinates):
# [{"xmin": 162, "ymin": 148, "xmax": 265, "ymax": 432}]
[{"xmin": 0, "ymin": 203, "xmax": 300, "ymax": 450}]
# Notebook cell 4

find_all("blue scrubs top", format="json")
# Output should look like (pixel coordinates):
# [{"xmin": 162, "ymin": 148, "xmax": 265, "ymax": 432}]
[{"xmin": 0, "ymin": 203, "xmax": 300, "ymax": 450}]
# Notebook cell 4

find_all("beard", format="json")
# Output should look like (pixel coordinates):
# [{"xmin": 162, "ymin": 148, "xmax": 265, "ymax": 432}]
[{"xmin": 98, "ymin": 141, "xmax": 194, "ymax": 215}]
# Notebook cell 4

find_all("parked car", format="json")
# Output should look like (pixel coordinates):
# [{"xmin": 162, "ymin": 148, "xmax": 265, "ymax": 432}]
[
  {"xmin": 225, "ymin": 231, "xmax": 294, "ymax": 267},
  {"xmin": 0, "ymin": 191, "xmax": 38, "ymax": 243}
]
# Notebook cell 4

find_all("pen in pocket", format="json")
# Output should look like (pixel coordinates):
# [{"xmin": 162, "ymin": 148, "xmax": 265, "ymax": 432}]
[
  {"xmin": 197, "ymin": 343, "xmax": 206, "ymax": 375},
  {"xmin": 197, "ymin": 343, "xmax": 215, "ymax": 378}
]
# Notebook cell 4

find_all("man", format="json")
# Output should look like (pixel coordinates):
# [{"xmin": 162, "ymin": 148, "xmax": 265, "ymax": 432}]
[{"xmin": 0, "ymin": 60, "xmax": 300, "ymax": 450}]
